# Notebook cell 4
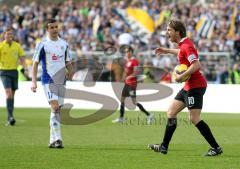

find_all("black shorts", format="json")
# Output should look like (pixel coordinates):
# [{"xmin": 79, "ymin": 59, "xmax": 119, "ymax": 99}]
[
  {"xmin": 0, "ymin": 70, "xmax": 18, "ymax": 90},
  {"xmin": 121, "ymin": 84, "xmax": 136, "ymax": 98},
  {"xmin": 175, "ymin": 87, "xmax": 206, "ymax": 109}
]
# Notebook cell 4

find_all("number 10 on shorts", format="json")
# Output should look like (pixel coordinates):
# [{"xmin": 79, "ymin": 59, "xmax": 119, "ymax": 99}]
[{"xmin": 188, "ymin": 96, "xmax": 194, "ymax": 105}]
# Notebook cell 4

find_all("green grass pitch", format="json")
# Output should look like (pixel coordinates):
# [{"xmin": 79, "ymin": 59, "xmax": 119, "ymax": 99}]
[{"xmin": 0, "ymin": 108, "xmax": 240, "ymax": 169}]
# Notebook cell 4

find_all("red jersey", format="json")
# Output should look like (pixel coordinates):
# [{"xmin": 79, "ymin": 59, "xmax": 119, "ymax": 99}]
[
  {"xmin": 178, "ymin": 37, "xmax": 207, "ymax": 91},
  {"xmin": 124, "ymin": 57, "xmax": 139, "ymax": 88}
]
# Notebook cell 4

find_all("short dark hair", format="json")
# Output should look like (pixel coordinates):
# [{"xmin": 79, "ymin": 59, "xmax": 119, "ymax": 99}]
[
  {"xmin": 45, "ymin": 19, "xmax": 57, "ymax": 29},
  {"xmin": 168, "ymin": 20, "xmax": 186, "ymax": 38}
]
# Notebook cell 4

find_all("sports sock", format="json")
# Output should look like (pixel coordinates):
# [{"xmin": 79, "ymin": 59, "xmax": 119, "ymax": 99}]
[
  {"xmin": 55, "ymin": 111, "xmax": 62, "ymax": 141},
  {"xmin": 6, "ymin": 98, "xmax": 14, "ymax": 120},
  {"xmin": 120, "ymin": 103, "xmax": 125, "ymax": 118},
  {"xmin": 162, "ymin": 118, "xmax": 177, "ymax": 148},
  {"xmin": 50, "ymin": 111, "xmax": 62, "ymax": 143},
  {"xmin": 196, "ymin": 120, "xmax": 220, "ymax": 148},
  {"xmin": 137, "ymin": 103, "xmax": 150, "ymax": 116},
  {"xmin": 50, "ymin": 112, "xmax": 56, "ymax": 143}
]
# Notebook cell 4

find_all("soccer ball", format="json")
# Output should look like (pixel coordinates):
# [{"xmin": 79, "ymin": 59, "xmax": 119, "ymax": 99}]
[{"xmin": 173, "ymin": 64, "xmax": 190, "ymax": 82}]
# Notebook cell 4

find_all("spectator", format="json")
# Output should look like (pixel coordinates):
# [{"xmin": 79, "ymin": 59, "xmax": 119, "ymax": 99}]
[
  {"xmin": 0, "ymin": 0, "xmax": 239, "ymax": 83},
  {"xmin": 229, "ymin": 63, "xmax": 240, "ymax": 84},
  {"xmin": 233, "ymin": 35, "xmax": 240, "ymax": 61}
]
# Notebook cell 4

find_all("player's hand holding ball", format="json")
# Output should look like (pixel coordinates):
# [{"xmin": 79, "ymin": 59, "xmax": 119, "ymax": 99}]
[{"xmin": 173, "ymin": 64, "xmax": 191, "ymax": 83}]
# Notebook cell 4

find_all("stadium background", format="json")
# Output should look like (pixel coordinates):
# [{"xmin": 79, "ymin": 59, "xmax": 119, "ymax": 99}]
[
  {"xmin": 0, "ymin": 0, "xmax": 239, "ymax": 84},
  {"xmin": 1, "ymin": 0, "xmax": 240, "ymax": 169}
]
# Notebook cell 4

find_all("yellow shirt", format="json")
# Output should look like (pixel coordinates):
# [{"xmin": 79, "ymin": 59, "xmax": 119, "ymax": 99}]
[{"xmin": 0, "ymin": 40, "xmax": 25, "ymax": 70}]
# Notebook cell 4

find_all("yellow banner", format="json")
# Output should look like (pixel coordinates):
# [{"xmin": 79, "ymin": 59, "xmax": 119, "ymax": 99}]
[
  {"xmin": 126, "ymin": 7, "xmax": 155, "ymax": 33},
  {"xmin": 227, "ymin": 6, "xmax": 237, "ymax": 38},
  {"xmin": 195, "ymin": 16, "xmax": 207, "ymax": 32},
  {"xmin": 155, "ymin": 10, "xmax": 166, "ymax": 27}
]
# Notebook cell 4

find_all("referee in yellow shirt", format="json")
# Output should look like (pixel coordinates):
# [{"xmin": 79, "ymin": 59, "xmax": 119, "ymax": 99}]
[{"xmin": 0, "ymin": 27, "xmax": 25, "ymax": 126}]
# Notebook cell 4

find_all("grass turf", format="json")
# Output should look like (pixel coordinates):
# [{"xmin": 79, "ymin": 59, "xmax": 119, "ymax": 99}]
[{"xmin": 0, "ymin": 108, "xmax": 240, "ymax": 169}]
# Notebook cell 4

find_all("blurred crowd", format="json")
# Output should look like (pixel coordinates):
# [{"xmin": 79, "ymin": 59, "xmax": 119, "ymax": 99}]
[{"xmin": 0, "ymin": 0, "xmax": 240, "ymax": 83}]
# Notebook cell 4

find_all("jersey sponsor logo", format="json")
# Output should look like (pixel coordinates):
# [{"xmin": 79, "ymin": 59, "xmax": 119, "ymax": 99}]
[{"xmin": 52, "ymin": 54, "xmax": 58, "ymax": 60}]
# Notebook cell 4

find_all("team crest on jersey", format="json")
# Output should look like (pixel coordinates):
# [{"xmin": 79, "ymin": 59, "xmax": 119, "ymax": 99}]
[{"xmin": 61, "ymin": 46, "xmax": 64, "ymax": 50}]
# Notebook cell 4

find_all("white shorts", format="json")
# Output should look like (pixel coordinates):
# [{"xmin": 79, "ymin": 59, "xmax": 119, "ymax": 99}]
[{"xmin": 43, "ymin": 83, "xmax": 65, "ymax": 106}]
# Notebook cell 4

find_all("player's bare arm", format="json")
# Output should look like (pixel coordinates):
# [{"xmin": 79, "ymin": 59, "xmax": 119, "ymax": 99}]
[
  {"xmin": 154, "ymin": 47, "xmax": 179, "ymax": 56},
  {"xmin": 18, "ymin": 56, "xmax": 27, "ymax": 68},
  {"xmin": 31, "ymin": 62, "xmax": 38, "ymax": 92},
  {"xmin": 65, "ymin": 61, "xmax": 74, "ymax": 80}
]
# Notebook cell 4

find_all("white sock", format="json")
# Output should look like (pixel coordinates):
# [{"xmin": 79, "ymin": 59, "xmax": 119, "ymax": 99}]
[
  {"xmin": 55, "ymin": 111, "xmax": 62, "ymax": 141},
  {"xmin": 50, "ymin": 112, "xmax": 56, "ymax": 143},
  {"xmin": 50, "ymin": 111, "xmax": 62, "ymax": 143}
]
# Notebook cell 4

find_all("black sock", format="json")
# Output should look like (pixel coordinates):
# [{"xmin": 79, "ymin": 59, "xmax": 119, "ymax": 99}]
[
  {"xmin": 137, "ymin": 103, "xmax": 150, "ymax": 116},
  {"xmin": 6, "ymin": 98, "xmax": 14, "ymax": 120},
  {"xmin": 196, "ymin": 120, "xmax": 220, "ymax": 148},
  {"xmin": 162, "ymin": 118, "xmax": 177, "ymax": 149},
  {"xmin": 120, "ymin": 103, "xmax": 125, "ymax": 118}
]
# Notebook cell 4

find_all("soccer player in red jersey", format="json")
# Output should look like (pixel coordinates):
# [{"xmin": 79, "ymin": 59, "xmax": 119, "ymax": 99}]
[
  {"xmin": 112, "ymin": 46, "xmax": 153, "ymax": 124},
  {"xmin": 148, "ymin": 20, "xmax": 222, "ymax": 156}
]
